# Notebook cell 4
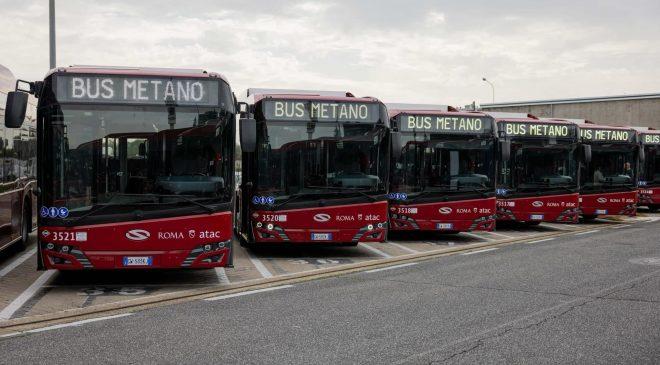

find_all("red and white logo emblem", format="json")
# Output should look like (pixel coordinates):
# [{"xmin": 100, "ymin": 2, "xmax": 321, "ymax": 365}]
[
  {"xmin": 313, "ymin": 213, "xmax": 331, "ymax": 222},
  {"xmin": 125, "ymin": 229, "xmax": 150, "ymax": 241},
  {"xmin": 597, "ymin": 197, "xmax": 607, "ymax": 203},
  {"xmin": 439, "ymin": 207, "xmax": 453, "ymax": 214},
  {"xmin": 532, "ymin": 201, "xmax": 544, "ymax": 207}
]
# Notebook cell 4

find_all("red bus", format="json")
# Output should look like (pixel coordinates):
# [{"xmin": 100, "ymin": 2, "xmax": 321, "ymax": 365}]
[
  {"xmin": 4, "ymin": 66, "xmax": 236, "ymax": 270},
  {"xmin": 235, "ymin": 89, "xmax": 391, "ymax": 246},
  {"xmin": 1, "ymin": 64, "xmax": 37, "ymax": 252},
  {"xmin": 387, "ymin": 104, "xmax": 496, "ymax": 233},
  {"xmin": 574, "ymin": 121, "xmax": 639, "ymax": 219},
  {"xmin": 488, "ymin": 113, "xmax": 581, "ymax": 224},
  {"xmin": 637, "ymin": 128, "xmax": 660, "ymax": 212}
]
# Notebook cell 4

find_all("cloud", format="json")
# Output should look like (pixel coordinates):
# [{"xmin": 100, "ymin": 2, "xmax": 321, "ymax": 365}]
[{"xmin": 0, "ymin": 0, "xmax": 659, "ymax": 106}]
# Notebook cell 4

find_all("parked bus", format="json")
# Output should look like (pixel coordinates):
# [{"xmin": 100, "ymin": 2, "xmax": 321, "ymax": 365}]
[
  {"xmin": 387, "ymin": 104, "xmax": 496, "ymax": 233},
  {"xmin": 235, "ymin": 89, "xmax": 391, "ymax": 246},
  {"xmin": 487, "ymin": 113, "xmax": 581, "ymax": 224},
  {"xmin": 572, "ymin": 121, "xmax": 638, "ymax": 219},
  {"xmin": 636, "ymin": 128, "xmax": 660, "ymax": 212},
  {"xmin": 1, "ymin": 64, "xmax": 37, "ymax": 252},
  {"xmin": 4, "ymin": 66, "xmax": 236, "ymax": 269}
]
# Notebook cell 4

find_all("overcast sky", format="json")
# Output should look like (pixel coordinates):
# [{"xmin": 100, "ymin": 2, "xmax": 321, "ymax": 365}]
[{"xmin": 1, "ymin": 0, "xmax": 659, "ymax": 106}]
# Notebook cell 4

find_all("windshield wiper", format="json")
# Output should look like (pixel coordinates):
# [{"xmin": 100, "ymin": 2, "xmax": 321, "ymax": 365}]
[
  {"xmin": 304, "ymin": 185, "xmax": 377, "ymax": 202},
  {"xmin": 64, "ymin": 193, "xmax": 216, "ymax": 226},
  {"xmin": 151, "ymin": 194, "xmax": 216, "ymax": 213},
  {"xmin": 273, "ymin": 192, "xmax": 329, "ymax": 209}
]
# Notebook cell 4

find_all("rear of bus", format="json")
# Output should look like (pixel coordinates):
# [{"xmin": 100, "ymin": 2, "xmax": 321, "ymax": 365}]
[
  {"xmin": 490, "ymin": 113, "xmax": 580, "ymax": 224},
  {"xmin": 388, "ymin": 104, "xmax": 496, "ymax": 233}
]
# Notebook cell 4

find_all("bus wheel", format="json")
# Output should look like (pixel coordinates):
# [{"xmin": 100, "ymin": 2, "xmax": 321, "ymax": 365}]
[
  {"xmin": 17, "ymin": 205, "xmax": 31, "ymax": 251},
  {"xmin": 581, "ymin": 215, "xmax": 597, "ymax": 221},
  {"xmin": 649, "ymin": 205, "xmax": 659, "ymax": 213}
]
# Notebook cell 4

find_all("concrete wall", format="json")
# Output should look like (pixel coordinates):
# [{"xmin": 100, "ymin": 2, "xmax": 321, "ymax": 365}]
[{"xmin": 481, "ymin": 98, "xmax": 660, "ymax": 129}]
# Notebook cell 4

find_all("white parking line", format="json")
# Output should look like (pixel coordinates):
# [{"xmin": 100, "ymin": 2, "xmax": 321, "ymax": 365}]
[
  {"xmin": 214, "ymin": 268, "xmax": 231, "ymax": 285},
  {"xmin": 387, "ymin": 241, "xmax": 419, "ymax": 254},
  {"xmin": 360, "ymin": 243, "xmax": 392, "ymax": 258},
  {"xmin": 0, "ymin": 248, "xmax": 36, "ymax": 278},
  {"xmin": 483, "ymin": 231, "xmax": 515, "ymax": 239},
  {"xmin": 0, "ymin": 270, "xmax": 57, "ymax": 320},
  {"xmin": 542, "ymin": 223, "xmax": 578, "ymax": 230},
  {"xmin": 246, "ymin": 252, "xmax": 273, "ymax": 278},
  {"xmin": 574, "ymin": 229, "xmax": 600, "ymax": 236},
  {"xmin": 527, "ymin": 238, "xmax": 555, "ymax": 244},
  {"xmin": 462, "ymin": 232, "xmax": 495, "ymax": 241},
  {"xmin": 461, "ymin": 248, "xmax": 499, "ymax": 255},
  {"xmin": 365, "ymin": 263, "xmax": 418, "ymax": 273},
  {"xmin": 0, "ymin": 313, "xmax": 133, "ymax": 338},
  {"xmin": 611, "ymin": 224, "xmax": 631, "ymax": 229},
  {"xmin": 204, "ymin": 285, "xmax": 294, "ymax": 301}
]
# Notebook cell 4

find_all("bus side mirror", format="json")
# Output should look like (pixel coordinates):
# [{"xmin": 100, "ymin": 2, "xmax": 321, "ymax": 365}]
[
  {"xmin": 582, "ymin": 144, "xmax": 592, "ymax": 164},
  {"xmin": 239, "ymin": 118, "xmax": 257, "ymax": 153},
  {"xmin": 638, "ymin": 146, "xmax": 645, "ymax": 164},
  {"xmin": 4, "ymin": 91, "xmax": 28, "ymax": 128},
  {"xmin": 500, "ymin": 140, "xmax": 511, "ymax": 161},
  {"xmin": 390, "ymin": 131, "xmax": 402, "ymax": 160}
]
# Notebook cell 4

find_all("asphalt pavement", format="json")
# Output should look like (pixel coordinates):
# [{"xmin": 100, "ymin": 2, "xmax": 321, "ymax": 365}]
[{"xmin": 1, "ymin": 220, "xmax": 659, "ymax": 364}]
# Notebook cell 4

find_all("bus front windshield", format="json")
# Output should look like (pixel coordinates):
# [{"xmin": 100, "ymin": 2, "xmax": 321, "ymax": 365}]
[
  {"xmin": 641, "ymin": 145, "xmax": 660, "ymax": 186},
  {"xmin": 45, "ymin": 104, "xmax": 234, "ymax": 216},
  {"xmin": 500, "ymin": 140, "xmax": 578, "ymax": 191},
  {"xmin": 581, "ymin": 145, "xmax": 637, "ymax": 191},
  {"xmin": 256, "ymin": 121, "xmax": 388, "ymax": 200},
  {"xmin": 391, "ymin": 134, "xmax": 495, "ymax": 195}
]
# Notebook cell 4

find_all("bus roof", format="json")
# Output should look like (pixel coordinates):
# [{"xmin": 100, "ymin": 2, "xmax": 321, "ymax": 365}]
[
  {"xmin": 246, "ymin": 88, "xmax": 380, "ymax": 104},
  {"xmin": 386, "ymin": 103, "xmax": 494, "ymax": 119},
  {"xmin": 44, "ymin": 65, "xmax": 229, "ymax": 83},
  {"xmin": 481, "ymin": 111, "xmax": 540, "ymax": 122},
  {"xmin": 549, "ymin": 118, "xmax": 636, "ymax": 131}
]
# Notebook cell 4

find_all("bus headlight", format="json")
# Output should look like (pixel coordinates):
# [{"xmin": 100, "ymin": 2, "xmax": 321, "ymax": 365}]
[
  {"xmin": 367, "ymin": 224, "xmax": 374, "ymax": 231},
  {"xmin": 256, "ymin": 222, "xmax": 263, "ymax": 228},
  {"xmin": 267, "ymin": 223, "xmax": 274, "ymax": 231},
  {"xmin": 46, "ymin": 243, "xmax": 55, "ymax": 250},
  {"xmin": 61, "ymin": 245, "xmax": 70, "ymax": 253}
]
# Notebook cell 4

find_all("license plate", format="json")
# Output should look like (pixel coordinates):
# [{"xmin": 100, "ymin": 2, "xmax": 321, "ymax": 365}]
[
  {"xmin": 311, "ymin": 233, "xmax": 332, "ymax": 241},
  {"xmin": 123, "ymin": 256, "xmax": 152, "ymax": 266},
  {"xmin": 595, "ymin": 209, "xmax": 608, "ymax": 215},
  {"xmin": 436, "ymin": 223, "xmax": 454, "ymax": 230},
  {"xmin": 529, "ymin": 214, "xmax": 544, "ymax": 220}
]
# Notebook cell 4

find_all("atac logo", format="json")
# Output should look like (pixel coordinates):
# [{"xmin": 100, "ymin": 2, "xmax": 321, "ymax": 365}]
[
  {"xmin": 532, "ymin": 201, "xmax": 544, "ymax": 207},
  {"xmin": 125, "ymin": 229, "xmax": 150, "ymax": 241},
  {"xmin": 438, "ymin": 207, "xmax": 453, "ymax": 215},
  {"xmin": 596, "ymin": 197, "xmax": 607, "ymax": 204},
  {"xmin": 313, "ymin": 213, "xmax": 331, "ymax": 222}
]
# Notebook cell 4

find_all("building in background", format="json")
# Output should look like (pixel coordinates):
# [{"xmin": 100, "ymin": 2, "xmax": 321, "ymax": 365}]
[{"xmin": 480, "ymin": 93, "xmax": 660, "ymax": 129}]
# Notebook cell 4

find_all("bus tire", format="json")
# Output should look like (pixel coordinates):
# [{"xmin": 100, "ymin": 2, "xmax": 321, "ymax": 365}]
[
  {"xmin": 648, "ymin": 205, "xmax": 658, "ymax": 213},
  {"xmin": 17, "ymin": 202, "xmax": 31, "ymax": 251},
  {"xmin": 581, "ymin": 214, "xmax": 597, "ymax": 221}
]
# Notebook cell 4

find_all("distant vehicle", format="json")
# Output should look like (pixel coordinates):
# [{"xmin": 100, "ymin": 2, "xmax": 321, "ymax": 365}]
[
  {"xmin": 235, "ymin": 89, "xmax": 391, "ymax": 246},
  {"xmin": 570, "ymin": 121, "xmax": 639, "ymax": 219},
  {"xmin": 636, "ymin": 128, "xmax": 660, "ymax": 211},
  {"xmin": 487, "ymin": 113, "xmax": 581, "ymax": 224},
  {"xmin": 1, "ymin": 64, "xmax": 36, "ymax": 252},
  {"xmin": 4, "ymin": 66, "xmax": 236, "ymax": 269},
  {"xmin": 388, "ymin": 104, "xmax": 497, "ymax": 233}
]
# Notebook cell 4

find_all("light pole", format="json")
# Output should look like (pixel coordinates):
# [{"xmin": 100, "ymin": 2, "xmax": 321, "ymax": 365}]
[
  {"xmin": 482, "ymin": 77, "xmax": 494, "ymax": 103},
  {"xmin": 49, "ymin": 0, "xmax": 56, "ymax": 69}
]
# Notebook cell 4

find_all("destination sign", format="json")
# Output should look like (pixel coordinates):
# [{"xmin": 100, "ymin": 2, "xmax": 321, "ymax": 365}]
[
  {"xmin": 398, "ymin": 114, "xmax": 493, "ymax": 134},
  {"xmin": 642, "ymin": 133, "xmax": 660, "ymax": 145},
  {"xmin": 579, "ymin": 128, "xmax": 634, "ymax": 142},
  {"xmin": 262, "ymin": 100, "xmax": 380, "ymax": 123},
  {"xmin": 498, "ymin": 122, "xmax": 576, "ymax": 138},
  {"xmin": 55, "ymin": 75, "xmax": 220, "ymax": 106}
]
